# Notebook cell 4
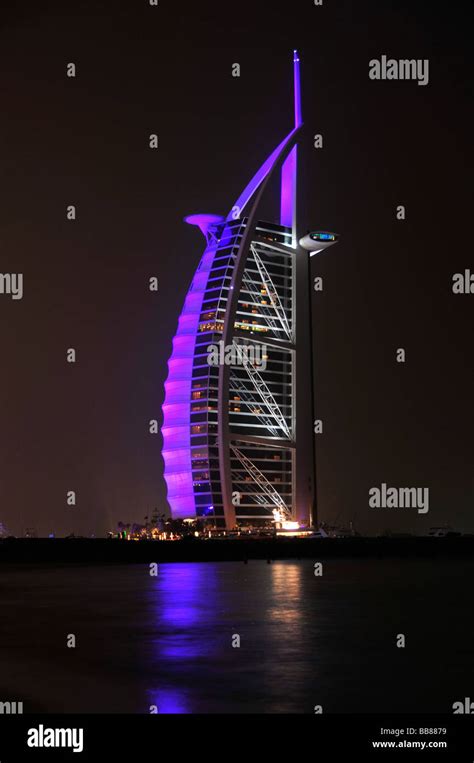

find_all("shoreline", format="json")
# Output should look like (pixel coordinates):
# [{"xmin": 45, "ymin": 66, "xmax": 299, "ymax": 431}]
[{"xmin": 0, "ymin": 536, "xmax": 473, "ymax": 564}]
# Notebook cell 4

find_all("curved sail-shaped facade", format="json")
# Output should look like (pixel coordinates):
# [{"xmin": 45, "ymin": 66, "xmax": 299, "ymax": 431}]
[
  {"xmin": 162, "ymin": 228, "xmax": 222, "ymax": 518},
  {"xmin": 162, "ymin": 52, "xmax": 337, "ymax": 528}
]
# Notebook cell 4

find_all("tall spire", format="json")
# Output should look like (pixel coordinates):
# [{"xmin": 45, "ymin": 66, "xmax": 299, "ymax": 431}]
[
  {"xmin": 226, "ymin": 51, "xmax": 302, "ymax": 227},
  {"xmin": 293, "ymin": 49, "xmax": 302, "ymax": 127},
  {"xmin": 280, "ymin": 50, "xmax": 301, "ymax": 245}
]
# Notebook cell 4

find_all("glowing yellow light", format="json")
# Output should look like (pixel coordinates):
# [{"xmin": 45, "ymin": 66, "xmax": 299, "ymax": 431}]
[{"xmin": 282, "ymin": 521, "xmax": 299, "ymax": 530}]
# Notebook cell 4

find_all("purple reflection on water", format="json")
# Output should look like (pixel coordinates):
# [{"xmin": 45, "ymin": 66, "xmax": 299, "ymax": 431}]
[
  {"xmin": 148, "ymin": 688, "xmax": 189, "ymax": 715},
  {"xmin": 146, "ymin": 564, "xmax": 220, "ymax": 713}
]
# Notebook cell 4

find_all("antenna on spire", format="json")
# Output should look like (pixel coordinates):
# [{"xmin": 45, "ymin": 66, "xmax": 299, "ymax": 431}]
[{"xmin": 293, "ymin": 49, "xmax": 302, "ymax": 127}]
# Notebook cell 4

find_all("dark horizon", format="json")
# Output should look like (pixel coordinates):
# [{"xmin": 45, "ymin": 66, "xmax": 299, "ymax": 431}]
[{"xmin": 0, "ymin": 0, "xmax": 471, "ymax": 537}]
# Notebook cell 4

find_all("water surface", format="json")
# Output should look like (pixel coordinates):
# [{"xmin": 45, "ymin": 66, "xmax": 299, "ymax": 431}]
[{"xmin": 0, "ymin": 559, "xmax": 472, "ymax": 713}]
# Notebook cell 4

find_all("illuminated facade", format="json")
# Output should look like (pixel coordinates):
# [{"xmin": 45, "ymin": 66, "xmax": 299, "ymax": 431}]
[{"xmin": 162, "ymin": 52, "xmax": 338, "ymax": 528}]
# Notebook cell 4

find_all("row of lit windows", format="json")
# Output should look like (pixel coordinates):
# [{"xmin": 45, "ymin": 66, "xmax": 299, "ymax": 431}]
[
  {"xmin": 192, "ymin": 460, "xmax": 208, "ymax": 470},
  {"xmin": 198, "ymin": 321, "xmax": 224, "ymax": 332},
  {"xmin": 234, "ymin": 321, "xmax": 269, "ymax": 333}
]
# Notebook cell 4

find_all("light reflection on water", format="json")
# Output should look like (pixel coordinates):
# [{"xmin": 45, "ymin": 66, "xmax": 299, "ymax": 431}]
[
  {"xmin": 147, "ymin": 562, "xmax": 308, "ymax": 713},
  {"xmin": 1, "ymin": 559, "xmax": 473, "ymax": 713},
  {"xmin": 150, "ymin": 563, "xmax": 216, "ymax": 682},
  {"xmin": 143, "ymin": 559, "xmax": 474, "ymax": 714}
]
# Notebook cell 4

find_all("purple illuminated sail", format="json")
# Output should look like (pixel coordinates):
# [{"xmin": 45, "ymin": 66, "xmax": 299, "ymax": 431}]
[{"xmin": 162, "ymin": 52, "xmax": 304, "ymax": 521}]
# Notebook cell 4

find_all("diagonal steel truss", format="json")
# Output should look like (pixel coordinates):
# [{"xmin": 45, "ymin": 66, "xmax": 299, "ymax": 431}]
[
  {"xmin": 232, "ymin": 469, "xmax": 276, "ymax": 510},
  {"xmin": 232, "ymin": 342, "xmax": 291, "ymax": 439},
  {"xmin": 230, "ymin": 372, "xmax": 281, "ymax": 437},
  {"xmin": 240, "ymin": 270, "xmax": 282, "ymax": 336},
  {"xmin": 230, "ymin": 444, "xmax": 291, "ymax": 518},
  {"xmin": 250, "ymin": 243, "xmax": 292, "ymax": 341}
]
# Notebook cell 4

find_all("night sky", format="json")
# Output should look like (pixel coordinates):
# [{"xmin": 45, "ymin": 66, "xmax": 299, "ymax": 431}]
[{"xmin": 0, "ymin": 0, "xmax": 471, "ymax": 536}]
